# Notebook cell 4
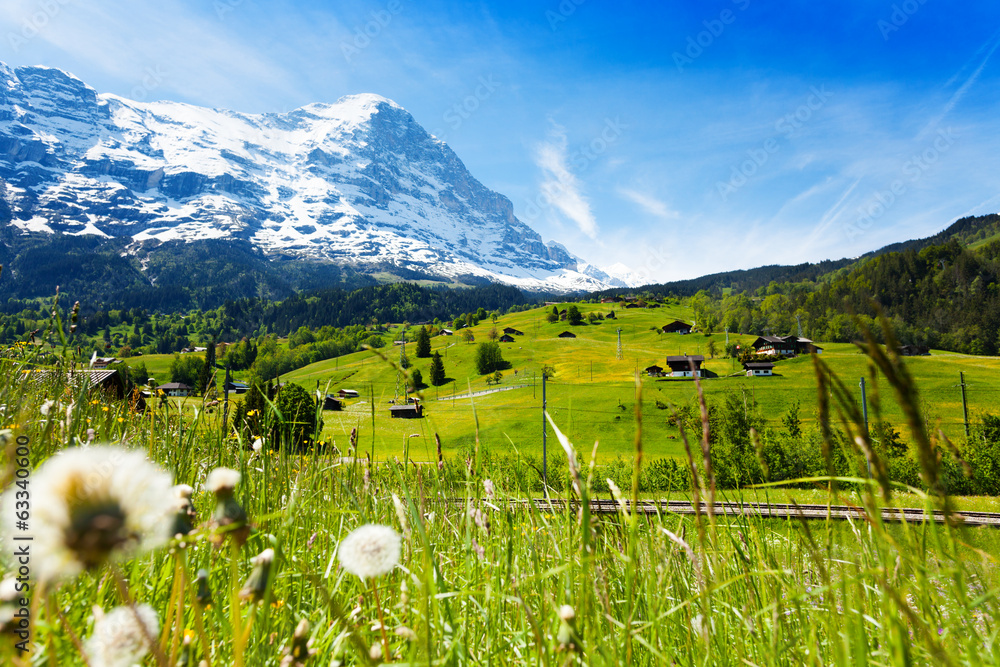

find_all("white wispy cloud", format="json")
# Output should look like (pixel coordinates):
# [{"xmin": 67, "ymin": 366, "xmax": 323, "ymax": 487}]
[
  {"xmin": 617, "ymin": 187, "xmax": 678, "ymax": 220},
  {"xmin": 918, "ymin": 29, "xmax": 1000, "ymax": 140},
  {"xmin": 534, "ymin": 123, "xmax": 599, "ymax": 239}
]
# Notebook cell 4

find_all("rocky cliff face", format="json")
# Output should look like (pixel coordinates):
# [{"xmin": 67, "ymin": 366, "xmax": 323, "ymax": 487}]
[{"xmin": 0, "ymin": 63, "xmax": 612, "ymax": 292}]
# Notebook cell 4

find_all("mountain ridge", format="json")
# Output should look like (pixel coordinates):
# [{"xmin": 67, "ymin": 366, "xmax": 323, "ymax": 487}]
[{"xmin": 0, "ymin": 62, "xmax": 627, "ymax": 294}]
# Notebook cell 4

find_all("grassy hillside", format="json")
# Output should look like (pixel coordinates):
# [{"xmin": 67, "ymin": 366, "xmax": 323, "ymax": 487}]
[{"xmin": 270, "ymin": 303, "xmax": 1000, "ymax": 462}]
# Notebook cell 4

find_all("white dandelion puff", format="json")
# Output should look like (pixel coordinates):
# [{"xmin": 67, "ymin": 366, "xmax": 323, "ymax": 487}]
[
  {"xmin": 252, "ymin": 438, "xmax": 264, "ymax": 454},
  {"xmin": 85, "ymin": 604, "xmax": 159, "ymax": 667},
  {"xmin": 239, "ymin": 547, "xmax": 275, "ymax": 602},
  {"xmin": 2, "ymin": 445, "xmax": 175, "ymax": 584},
  {"xmin": 483, "ymin": 478, "xmax": 495, "ymax": 500},
  {"xmin": 206, "ymin": 467, "xmax": 241, "ymax": 493},
  {"xmin": 40, "ymin": 399, "xmax": 55, "ymax": 416},
  {"xmin": 338, "ymin": 524, "xmax": 401, "ymax": 579},
  {"xmin": 205, "ymin": 467, "xmax": 248, "ymax": 547}
]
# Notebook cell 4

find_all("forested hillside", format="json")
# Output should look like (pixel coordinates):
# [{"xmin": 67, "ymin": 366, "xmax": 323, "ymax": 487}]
[{"xmin": 682, "ymin": 238, "xmax": 1000, "ymax": 355}]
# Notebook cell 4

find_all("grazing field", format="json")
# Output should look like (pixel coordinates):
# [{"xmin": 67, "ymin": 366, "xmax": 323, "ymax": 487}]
[{"xmin": 269, "ymin": 304, "xmax": 1000, "ymax": 463}]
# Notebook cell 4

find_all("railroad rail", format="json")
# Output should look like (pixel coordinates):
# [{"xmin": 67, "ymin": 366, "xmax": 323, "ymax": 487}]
[{"xmin": 492, "ymin": 498, "xmax": 1000, "ymax": 527}]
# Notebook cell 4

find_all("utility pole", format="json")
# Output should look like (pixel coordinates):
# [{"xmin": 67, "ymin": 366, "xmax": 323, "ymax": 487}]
[
  {"xmin": 223, "ymin": 364, "xmax": 232, "ymax": 434},
  {"xmin": 542, "ymin": 370, "xmax": 548, "ymax": 496},
  {"xmin": 860, "ymin": 377, "xmax": 870, "ymax": 478},
  {"xmin": 960, "ymin": 371, "xmax": 970, "ymax": 438},
  {"xmin": 616, "ymin": 328, "xmax": 623, "ymax": 360}
]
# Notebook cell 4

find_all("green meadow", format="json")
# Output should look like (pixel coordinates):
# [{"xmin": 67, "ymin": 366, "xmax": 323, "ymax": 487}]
[{"xmin": 252, "ymin": 303, "xmax": 1000, "ymax": 463}]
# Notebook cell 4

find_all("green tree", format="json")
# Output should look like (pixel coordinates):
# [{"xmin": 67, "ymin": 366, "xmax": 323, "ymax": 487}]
[
  {"xmin": 492, "ymin": 370, "xmax": 503, "ymax": 385},
  {"xmin": 275, "ymin": 383, "xmax": 322, "ymax": 451},
  {"xmin": 475, "ymin": 341, "xmax": 505, "ymax": 375},
  {"xmin": 410, "ymin": 369, "xmax": 424, "ymax": 390},
  {"xmin": 706, "ymin": 340, "xmax": 718, "ymax": 359},
  {"xmin": 567, "ymin": 305, "xmax": 583, "ymax": 325},
  {"xmin": 169, "ymin": 354, "xmax": 204, "ymax": 387},
  {"xmin": 415, "ymin": 326, "xmax": 431, "ymax": 358},
  {"xmin": 462, "ymin": 329, "xmax": 475, "ymax": 344},
  {"xmin": 429, "ymin": 352, "xmax": 446, "ymax": 386},
  {"xmin": 546, "ymin": 308, "xmax": 559, "ymax": 323}
]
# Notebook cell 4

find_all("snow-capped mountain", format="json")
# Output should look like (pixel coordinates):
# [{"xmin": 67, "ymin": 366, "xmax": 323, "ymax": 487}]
[{"xmin": 0, "ymin": 62, "xmax": 615, "ymax": 293}]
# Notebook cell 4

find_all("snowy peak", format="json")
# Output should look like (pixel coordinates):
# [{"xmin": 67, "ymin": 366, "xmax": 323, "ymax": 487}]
[{"xmin": 0, "ymin": 61, "xmax": 605, "ymax": 293}]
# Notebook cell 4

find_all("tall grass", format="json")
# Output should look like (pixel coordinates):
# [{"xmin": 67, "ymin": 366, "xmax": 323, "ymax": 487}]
[{"xmin": 1, "ymin": 320, "xmax": 1000, "ymax": 666}]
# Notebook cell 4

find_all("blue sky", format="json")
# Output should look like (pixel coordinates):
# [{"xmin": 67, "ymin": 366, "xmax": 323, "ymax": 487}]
[{"xmin": 2, "ymin": 0, "xmax": 999, "ymax": 283}]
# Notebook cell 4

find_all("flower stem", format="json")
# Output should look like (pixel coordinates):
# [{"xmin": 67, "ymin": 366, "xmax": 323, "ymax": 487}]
[{"xmin": 371, "ymin": 580, "xmax": 390, "ymax": 662}]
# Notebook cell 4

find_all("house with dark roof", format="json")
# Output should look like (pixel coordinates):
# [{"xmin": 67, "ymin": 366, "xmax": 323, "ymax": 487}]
[
  {"xmin": 743, "ymin": 361, "xmax": 774, "ymax": 377},
  {"xmin": 30, "ymin": 368, "xmax": 128, "ymax": 400},
  {"xmin": 323, "ymin": 395, "xmax": 343, "ymax": 411},
  {"xmin": 390, "ymin": 399, "xmax": 423, "ymax": 419},
  {"xmin": 159, "ymin": 382, "xmax": 193, "ymax": 397},
  {"xmin": 644, "ymin": 364, "xmax": 664, "ymax": 377},
  {"xmin": 662, "ymin": 320, "xmax": 693, "ymax": 334},
  {"xmin": 91, "ymin": 357, "xmax": 120, "ymax": 369},
  {"xmin": 899, "ymin": 344, "xmax": 930, "ymax": 356},
  {"xmin": 557, "ymin": 331, "xmax": 577, "ymax": 338},
  {"xmin": 751, "ymin": 335, "xmax": 819, "ymax": 356},
  {"xmin": 665, "ymin": 355, "xmax": 705, "ymax": 377},
  {"xmin": 338, "ymin": 389, "xmax": 361, "ymax": 399},
  {"xmin": 499, "ymin": 334, "xmax": 515, "ymax": 343},
  {"xmin": 502, "ymin": 327, "xmax": 524, "ymax": 335}
]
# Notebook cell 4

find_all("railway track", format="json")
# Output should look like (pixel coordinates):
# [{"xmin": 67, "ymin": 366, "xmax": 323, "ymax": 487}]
[{"xmin": 495, "ymin": 498, "xmax": 1000, "ymax": 527}]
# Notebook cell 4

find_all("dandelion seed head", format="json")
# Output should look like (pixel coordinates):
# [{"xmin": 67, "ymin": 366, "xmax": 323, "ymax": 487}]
[
  {"xmin": 558, "ymin": 605, "xmax": 575, "ymax": 621},
  {"xmin": 483, "ymin": 478, "xmax": 495, "ymax": 500},
  {"xmin": 40, "ymin": 399, "xmax": 55, "ymax": 416},
  {"xmin": 0, "ymin": 576, "xmax": 18, "ymax": 602},
  {"xmin": 85, "ymin": 604, "xmax": 159, "ymax": 667},
  {"xmin": 3, "ymin": 445, "xmax": 174, "ymax": 583},
  {"xmin": 206, "ymin": 467, "xmax": 241, "ymax": 494},
  {"xmin": 252, "ymin": 438, "xmax": 263, "ymax": 453},
  {"xmin": 338, "ymin": 524, "xmax": 401, "ymax": 579}
]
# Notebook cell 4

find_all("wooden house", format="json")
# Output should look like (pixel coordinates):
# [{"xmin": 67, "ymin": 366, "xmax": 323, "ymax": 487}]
[
  {"xmin": 665, "ymin": 355, "xmax": 705, "ymax": 378},
  {"xmin": 557, "ymin": 331, "xmax": 577, "ymax": 338},
  {"xmin": 390, "ymin": 399, "xmax": 423, "ymax": 419},
  {"xmin": 439, "ymin": 329, "xmax": 454, "ymax": 336},
  {"xmin": 159, "ymin": 382, "xmax": 192, "ymax": 397},
  {"xmin": 503, "ymin": 327, "xmax": 524, "ymax": 335},
  {"xmin": 91, "ymin": 357, "xmax": 120, "ymax": 369},
  {"xmin": 662, "ymin": 320, "xmax": 693, "ymax": 334},
  {"xmin": 323, "ymin": 395, "xmax": 343, "ymax": 411},
  {"xmin": 751, "ymin": 335, "xmax": 819, "ymax": 356},
  {"xmin": 743, "ymin": 361, "xmax": 774, "ymax": 377},
  {"xmin": 899, "ymin": 344, "xmax": 930, "ymax": 356},
  {"xmin": 499, "ymin": 334, "xmax": 515, "ymax": 343},
  {"xmin": 644, "ymin": 364, "xmax": 664, "ymax": 377},
  {"xmin": 338, "ymin": 389, "xmax": 361, "ymax": 399}
]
